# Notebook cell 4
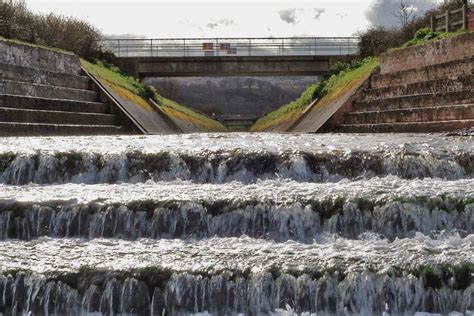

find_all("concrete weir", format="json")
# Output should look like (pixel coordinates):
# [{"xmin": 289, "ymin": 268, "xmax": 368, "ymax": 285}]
[{"xmin": 0, "ymin": 40, "xmax": 178, "ymax": 136}]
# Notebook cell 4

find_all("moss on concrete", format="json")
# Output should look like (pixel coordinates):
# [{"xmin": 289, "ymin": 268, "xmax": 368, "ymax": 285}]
[
  {"xmin": 81, "ymin": 60, "xmax": 227, "ymax": 132},
  {"xmin": 251, "ymin": 58, "xmax": 379, "ymax": 132}
]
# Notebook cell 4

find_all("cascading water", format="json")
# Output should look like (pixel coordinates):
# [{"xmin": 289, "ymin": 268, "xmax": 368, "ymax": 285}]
[{"xmin": 0, "ymin": 133, "xmax": 472, "ymax": 315}]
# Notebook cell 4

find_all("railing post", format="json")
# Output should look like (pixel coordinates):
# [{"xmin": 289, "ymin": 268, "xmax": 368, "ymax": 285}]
[
  {"xmin": 216, "ymin": 38, "xmax": 219, "ymax": 56},
  {"xmin": 462, "ymin": 4, "xmax": 467, "ymax": 30},
  {"xmin": 446, "ymin": 9, "xmax": 450, "ymax": 32},
  {"xmin": 248, "ymin": 38, "xmax": 251, "ymax": 56},
  {"xmin": 282, "ymin": 38, "xmax": 284, "ymax": 56},
  {"xmin": 314, "ymin": 38, "xmax": 317, "ymax": 56},
  {"xmin": 118, "ymin": 39, "xmax": 121, "ymax": 57},
  {"xmin": 150, "ymin": 39, "xmax": 153, "ymax": 57}
]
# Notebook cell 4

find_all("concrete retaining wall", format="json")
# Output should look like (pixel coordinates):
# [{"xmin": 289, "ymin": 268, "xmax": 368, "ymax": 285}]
[
  {"xmin": 380, "ymin": 32, "xmax": 474, "ymax": 74},
  {"xmin": 0, "ymin": 40, "xmax": 81, "ymax": 75}
]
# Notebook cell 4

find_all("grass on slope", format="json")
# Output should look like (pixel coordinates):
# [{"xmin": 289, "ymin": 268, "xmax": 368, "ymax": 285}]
[
  {"xmin": 81, "ymin": 60, "xmax": 227, "ymax": 132},
  {"xmin": 395, "ymin": 28, "xmax": 471, "ymax": 50},
  {"xmin": 0, "ymin": 36, "xmax": 73, "ymax": 54},
  {"xmin": 251, "ymin": 58, "xmax": 379, "ymax": 132}
]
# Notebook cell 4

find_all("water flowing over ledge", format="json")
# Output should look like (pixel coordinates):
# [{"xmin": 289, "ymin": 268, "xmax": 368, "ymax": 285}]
[
  {"xmin": 0, "ymin": 134, "xmax": 471, "ymax": 185},
  {"xmin": 1, "ymin": 269, "xmax": 472, "ymax": 315},
  {"xmin": 0, "ymin": 235, "xmax": 472, "ymax": 315},
  {"xmin": 0, "ymin": 178, "xmax": 472, "ymax": 241},
  {"xmin": 0, "ymin": 133, "xmax": 472, "ymax": 315}
]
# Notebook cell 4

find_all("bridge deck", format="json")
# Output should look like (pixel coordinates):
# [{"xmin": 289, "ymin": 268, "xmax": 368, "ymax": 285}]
[
  {"xmin": 102, "ymin": 37, "xmax": 359, "ymax": 58},
  {"xmin": 105, "ymin": 37, "xmax": 359, "ymax": 77}
]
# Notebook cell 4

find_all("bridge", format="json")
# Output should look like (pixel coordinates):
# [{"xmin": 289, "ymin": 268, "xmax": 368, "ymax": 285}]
[{"xmin": 102, "ymin": 37, "xmax": 359, "ymax": 78}]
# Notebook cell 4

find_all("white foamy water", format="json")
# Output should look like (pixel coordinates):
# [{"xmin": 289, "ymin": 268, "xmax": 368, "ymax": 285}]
[
  {"xmin": 0, "ymin": 235, "xmax": 472, "ymax": 275},
  {"xmin": 0, "ymin": 133, "xmax": 472, "ymax": 315}
]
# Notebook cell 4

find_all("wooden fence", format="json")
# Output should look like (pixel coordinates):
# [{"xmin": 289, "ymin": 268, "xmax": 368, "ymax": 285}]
[
  {"xmin": 0, "ymin": 1, "xmax": 6, "ymax": 36},
  {"xmin": 431, "ymin": 4, "xmax": 474, "ymax": 32}
]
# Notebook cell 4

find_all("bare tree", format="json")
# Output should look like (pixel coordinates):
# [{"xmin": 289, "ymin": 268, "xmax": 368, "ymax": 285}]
[{"xmin": 393, "ymin": 0, "xmax": 418, "ymax": 29}]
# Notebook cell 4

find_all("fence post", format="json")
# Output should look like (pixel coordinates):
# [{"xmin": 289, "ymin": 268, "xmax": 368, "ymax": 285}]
[
  {"xmin": 150, "ymin": 39, "xmax": 153, "ymax": 57},
  {"xmin": 430, "ymin": 15, "xmax": 435, "ymax": 31},
  {"xmin": 462, "ymin": 4, "xmax": 467, "ymax": 30},
  {"xmin": 282, "ymin": 38, "xmax": 284, "ymax": 56},
  {"xmin": 118, "ymin": 40, "xmax": 121, "ymax": 57},
  {"xmin": 248, "ymin": 38, "xmax": 251, "ymax": 56},
  {"xmin": 216, "ymin": 38, "xmax": 219, "ymax": 56},
  {"xmin": 183, "ymin": 39, "xmax": 186, "ymax": 57},
  {"xmin": 445, "ymin": 9, "xmax": 450, "ymax": 32}
]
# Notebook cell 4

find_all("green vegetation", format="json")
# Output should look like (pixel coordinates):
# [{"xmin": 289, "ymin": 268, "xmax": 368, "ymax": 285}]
[
  {"xmin": 399, "ymin": 27, "xmax": 471, "ymax": 49},
  {"xmin": 1, "ymin": 0, "xmax": 102, "ymax": 59},
  {"xmin": 81, "ymin": 60, "xmax": 227, "ymax": 132},
  {"xmin": 251, "ymin": 58, "xmax": 379, "ymax": 132}
]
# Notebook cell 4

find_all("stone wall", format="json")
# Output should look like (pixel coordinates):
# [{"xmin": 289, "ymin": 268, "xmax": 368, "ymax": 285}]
[
  {"xmin": 379, "ymin": 32, "xmax": 474, "ymax": 75},
  {"xmin": 0, "ymin": 40, "xmax": 81, "ymax": 75}
]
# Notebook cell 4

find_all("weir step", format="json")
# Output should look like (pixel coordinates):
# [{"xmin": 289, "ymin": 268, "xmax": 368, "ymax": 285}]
[
  {"xmin": 344, "ymin": 104, "xmax": 474, "ymax": 124},
  {"xmin": 353, "ymin": 90, "xmax": 474, "ymax": 112},
  {"xmin": 0, "ymin": 94, "xmax": 111, "ymax": 114},
  {"xmin": 0, "ymin": 107, "xmax": 117, "ymax": 126},
  {"xmin": 338, "ymin": 119, "xmax": 474, "ymax": 133},
  {"xmin": 370, "ymin": 57, "xmax": 474, "ymax": 89},
  {"xmin": 0, "ymin": 79, "xmax": 99, "ymax": 102},
  {"xmin": 0, "ymin": 62, "xmax": 91, "ymax": 90},
  {"xmin": 0, "ymin": 122, "xmax": 125, "ymax": 136},
  {"xmin": 362, "ymin": 75, "xmax": 473, "ymax": 101}
]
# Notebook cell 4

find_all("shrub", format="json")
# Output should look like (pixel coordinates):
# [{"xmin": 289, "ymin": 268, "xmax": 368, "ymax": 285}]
[{"xmin": 0, "ymin": 0, "xmax": 105, "ymax": 59}]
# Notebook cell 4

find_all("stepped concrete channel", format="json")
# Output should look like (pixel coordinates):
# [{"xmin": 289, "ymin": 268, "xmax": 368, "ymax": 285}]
[
  {"xmin": 0, "ymin": 133, "xmax": 472, "ymax": 315},
  {"xmin": 292, "ymin": 32, "xmax": 474, "ymax": 133},
  {"xmin": 337, "ymin": 32, "xmax": 474, "ymax": 133},
  {"xmin": 0, "ymin": 41, "xmax": 148, "ymax": 136}
]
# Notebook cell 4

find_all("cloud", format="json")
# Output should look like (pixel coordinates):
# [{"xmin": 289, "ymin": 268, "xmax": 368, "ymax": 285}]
[
  {"xmin": 314, "ymin": 8, "xmax": 326, "ymax": 19},
  {"xmin": 206, "ymin": 18, "xmax": 236, "ymax": 29},
  {"xmin": 366, "ymin": 0, "xmax": 435, "ymax": 28},
  {"xmin": 336, "ymin": 13, "xmax": 348, "ymax": 19},
  {"xmin": 218, "ymin": 18, "xmax": 236, "ymax": 27},
  {"xmin": 206, "ymin": 22, "xmax": 219, "ymax": 29},
  {"xmin": 278, "ymin": 8, "xmax": 298, "ymax": 24}
]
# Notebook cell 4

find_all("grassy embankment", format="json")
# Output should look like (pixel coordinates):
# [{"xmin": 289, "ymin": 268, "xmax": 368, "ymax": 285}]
[
  {"xmin": 81, "ymin": 60, "xmax": 227, "ymax": 132},
  {"xmin": 251, "ymin": 28, "xmax": 470, "ymax": 132}
]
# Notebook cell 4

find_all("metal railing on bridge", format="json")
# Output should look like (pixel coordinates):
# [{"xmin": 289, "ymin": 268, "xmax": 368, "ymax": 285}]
[{"xmin": 101, "ymin": 37, "xmax": 359, "ymax": 58}]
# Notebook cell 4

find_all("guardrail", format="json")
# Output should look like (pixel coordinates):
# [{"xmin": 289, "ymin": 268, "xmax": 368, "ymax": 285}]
[
  {"xmin": 101, "ymin": 37, "xmax": 359, "ymax": 58},
  {"xmin": 431, "ymin": 4, "xmax": 473, "ymax": 32}
]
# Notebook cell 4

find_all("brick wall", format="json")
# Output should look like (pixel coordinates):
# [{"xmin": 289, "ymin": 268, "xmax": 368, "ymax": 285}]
[{"xmin": 379, "ymin": 32, "xmax": 474, "ymax": 74}]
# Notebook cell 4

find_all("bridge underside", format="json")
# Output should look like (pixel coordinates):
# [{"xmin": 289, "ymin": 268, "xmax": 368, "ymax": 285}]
[{"xmin": 115, "ymin": 55, "xmax": 355, "ymax": 78}]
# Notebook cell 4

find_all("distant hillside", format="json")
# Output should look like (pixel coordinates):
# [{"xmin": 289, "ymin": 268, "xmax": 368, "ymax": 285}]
[{"xmin": 146, "ymin": 76, "xmax": 319, "ymax": 116}]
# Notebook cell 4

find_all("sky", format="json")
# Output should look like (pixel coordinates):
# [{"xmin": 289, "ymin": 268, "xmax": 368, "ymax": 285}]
[{"xmin": 26, "ymin": 0, "xmax": 376, "ymax": 38}]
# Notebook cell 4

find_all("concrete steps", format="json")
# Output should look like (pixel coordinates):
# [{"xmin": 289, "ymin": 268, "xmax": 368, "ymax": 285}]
[
  {"xmin": 0, "ymin": 107, "xmax": 117, "ymax": 125},
  {"xmin": 345, "ymin": 104, "xmax": 474, "ymax": 124},
  {"xmin": 0, "ymin": 94, "xmax": 111, "ymax": 114},
  {"xmin": 0, "ymin": 79, "xmax": 99, "ymax": 102},
  {"xmin": 0, "ymin": 122, "xmax": 125, "ymax": 136},
  {"xmin": 353, "ymin": 90, "xmax": 474, "ymax": 112},
  {"xmin": 362, "ymin": 75, "xmax": 473, "ymax": 101},
  {"xmin": 0, "ymin": 63, "xmax": 91, "ymax": 90},
  {"xmin": 369, "ymin": 57, "xmax": 474, "ymax": 89},
  {"xmin": 334, "ymin": 40, "xmax": 474, "ymax": 133},
  {"xmin": 338, "ymin": 120, "xmax": 474, "ymax": 133}
]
